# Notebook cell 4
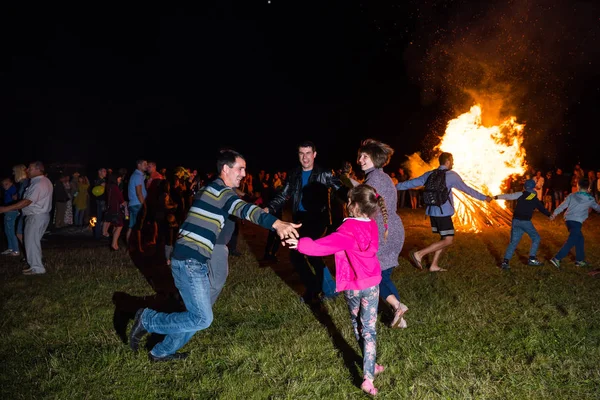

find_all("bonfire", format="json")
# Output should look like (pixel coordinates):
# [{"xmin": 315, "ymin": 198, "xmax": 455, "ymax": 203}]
[{"xmin": 407, "ymin": 104, "xmax": 527, "ymax": 232}]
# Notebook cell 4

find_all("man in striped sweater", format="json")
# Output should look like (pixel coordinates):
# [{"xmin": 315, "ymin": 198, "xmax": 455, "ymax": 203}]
[{"xmin": 129, "ymin": 150, "xmax": 301, "ymax": 362}]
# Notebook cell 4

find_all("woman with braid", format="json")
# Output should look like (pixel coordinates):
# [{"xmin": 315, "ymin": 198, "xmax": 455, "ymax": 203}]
[
  {"xmin": 355, "ymin": 139, "xmax": 408, "ymax": 328},
  {"xmin": 285, "ymin": 184, "xmax": 386, "ymax": 396}
]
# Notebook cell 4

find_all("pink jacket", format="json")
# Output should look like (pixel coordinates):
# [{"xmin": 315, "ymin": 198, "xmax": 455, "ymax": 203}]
[{"xmin": 297, "ymin": 218, "xmax": 382, "ymax": 292}]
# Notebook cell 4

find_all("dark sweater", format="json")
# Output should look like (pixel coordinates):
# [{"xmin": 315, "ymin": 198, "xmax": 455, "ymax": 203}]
[{"xmin": 496, "ymin": 191, "xmax": 551, "ymax": 221}]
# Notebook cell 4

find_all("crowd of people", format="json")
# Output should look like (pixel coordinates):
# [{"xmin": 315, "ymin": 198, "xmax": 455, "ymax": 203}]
[{"xmin": 1, "ymin": 143, "xmax": 599, "ymax": 396}]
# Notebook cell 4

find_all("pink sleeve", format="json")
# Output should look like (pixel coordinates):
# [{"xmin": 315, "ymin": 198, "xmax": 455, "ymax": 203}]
[{"xmin": 297, "ymin": 230, "xmax": 355, "ymax": 257}]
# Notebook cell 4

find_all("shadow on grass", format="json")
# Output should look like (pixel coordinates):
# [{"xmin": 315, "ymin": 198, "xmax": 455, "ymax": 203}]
[
  {"xmin": 306, "ymin": 302, "xmax": 364, "ymax": 387},
  {"xmin": 240, "ymin": 223, "xmax": 364, "ymax": 386},
  {"xmin": 112, "ymin": 223, "xmax": 183, "ymax": 349}
]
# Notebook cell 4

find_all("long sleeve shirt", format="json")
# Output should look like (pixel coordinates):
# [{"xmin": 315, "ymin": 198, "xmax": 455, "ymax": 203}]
[
  {"xmin": 495, "ymin": 191, "xmax": 551, "ymax": 220},
  {"xmin": 173, "ymin": 178, "xmax": 277, "ymax": 263},
  {"xmin": 551, "ymin": 191, "xmax": 600, "ymax": 223},
  {"xmin": 395, "ymin": 166, "xmax": 488, "ymax": 217}
]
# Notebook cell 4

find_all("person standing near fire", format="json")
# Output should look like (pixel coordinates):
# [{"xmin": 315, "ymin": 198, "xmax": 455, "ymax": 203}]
[{"xmin": 396, "ymin": 152, "xmax": 492, "ymax": 272}]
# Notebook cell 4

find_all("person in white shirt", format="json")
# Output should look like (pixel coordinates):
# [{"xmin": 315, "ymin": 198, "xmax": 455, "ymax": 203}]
[{"xmin": 0, "ymin": 161, "xmax": 53, "ymax": 275}]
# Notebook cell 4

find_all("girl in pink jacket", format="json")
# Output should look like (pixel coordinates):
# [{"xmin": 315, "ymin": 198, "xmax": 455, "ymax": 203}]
[{"xmin": 286, "ymin": 184, "xmax": 387, "ymax": 396}]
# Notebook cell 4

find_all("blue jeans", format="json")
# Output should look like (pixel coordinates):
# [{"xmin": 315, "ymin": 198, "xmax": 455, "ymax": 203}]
[
  {"xmin": 379, "ymin": 267, "xmax": 400, "ymax": 300},
  {"xmin": 3, "ymin": 211, "xmax": 19, "ymax": 252},
  {"xmin": 503, "ymin": 219, "xmax": 540, "ymax": 260},
  {"xmin": 128, "ymin": 204, "xmax": 142, "ymax": 229},
  {"xmin": 75, "ymin": 208, "xmax": 86, "ymax": 226},
  {"xmin": 555, "ymin": 221, "xmax": 585, "ymax": 262},
  {"xmin": 141, "ymin": 258, "xmax": 213, "ymax": 357},
  {"xmin": 322, "ymin": 267, "xmax": 337, "ymax": 298}
]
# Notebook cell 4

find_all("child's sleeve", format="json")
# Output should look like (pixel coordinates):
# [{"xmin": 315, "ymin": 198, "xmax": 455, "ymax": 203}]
[{"xmin": 297, "ymin": 229, "xmax": 355, "ymax": 257}]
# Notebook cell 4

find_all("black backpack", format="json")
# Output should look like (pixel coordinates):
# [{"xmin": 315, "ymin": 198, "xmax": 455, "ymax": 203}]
[{"xmin": 423, "ymin": 169, "xmax": 450, "ymax": 211}]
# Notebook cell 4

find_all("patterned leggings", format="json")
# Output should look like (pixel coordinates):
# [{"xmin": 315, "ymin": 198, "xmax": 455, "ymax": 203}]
[{"xmin": 344, "ymin": 285, "xmax": 379, "ymax": 380}]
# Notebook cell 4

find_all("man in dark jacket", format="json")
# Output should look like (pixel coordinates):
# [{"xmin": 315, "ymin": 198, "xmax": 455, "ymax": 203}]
[{"xmin": 266, "ymin": 141, "xmax": 346, "ymax": 304}]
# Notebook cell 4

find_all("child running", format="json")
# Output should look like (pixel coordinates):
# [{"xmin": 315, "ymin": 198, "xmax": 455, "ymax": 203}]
[
  {"xmin": 285, "ymin": 184, "xmax": 386, "ymax": 396},
  {"xmin": 494, "ymin": 179, "xmax": 551, "ymax": 270},
  {"xmin": 549, "ymin": 178, "xmax": 600, "ymax": 268}
]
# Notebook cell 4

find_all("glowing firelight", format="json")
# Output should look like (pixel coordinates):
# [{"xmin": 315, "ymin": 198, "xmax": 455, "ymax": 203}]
[
  {"xmin": 89, "ymin": 217, "xmax": 97, "ymax": 228},
  {"xmin": 407, "ymin": 104, "xmax": 527, "ymax": 231}
]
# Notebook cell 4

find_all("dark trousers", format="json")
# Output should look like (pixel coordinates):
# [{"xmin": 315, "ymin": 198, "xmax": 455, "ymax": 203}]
[
  {"xmin": 264, "ymin": 209, "xmax": 282, "ymax": 256},
  {"xmin": 290, "ymin": 212, "xmax": 328, "ymax": 298},
  {"xmin": 94, "ymin": 200, "xmax": 106, "ymax": 238},
  {"xmin": 555, "ymin": 220, "xmax": 585, "ymax": 262}
]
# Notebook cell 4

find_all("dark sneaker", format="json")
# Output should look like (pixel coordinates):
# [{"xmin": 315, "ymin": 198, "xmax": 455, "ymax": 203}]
[
  {"xmin": 500, "ymin": 261, "xmax": 510, "ymax": 270},
  {"xmin": 148, "ymin": 351, "xmax": 189, "ymax": 363},
  {"xmin": 528, "ymin": 258, "xmax": 544, "ymax": 266},
  {"xmin": 575, "ymin": 261, "xmax": 590, "ymax": 267},
  {"xmin": 549, "ymin": 258, "xmax": 560, "ymax": 269},
  {"xmin": 129, "ymin": 309, "xmax": 148, "ymax": 352}
]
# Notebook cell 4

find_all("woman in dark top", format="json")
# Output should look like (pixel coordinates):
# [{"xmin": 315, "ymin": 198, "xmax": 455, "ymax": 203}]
[{"xmin": 102, "ymin": 174, "xmax": 127, "ymax": 250}]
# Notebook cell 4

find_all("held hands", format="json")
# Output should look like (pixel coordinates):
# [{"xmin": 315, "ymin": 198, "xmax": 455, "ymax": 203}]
[
  {"xmin": 272, "ymin": 220, "xmax": 302, "ymax": 240},
  {"xmin": 284, "ymin": 238, "xmax": 299, "ymax": 249},
  {"xmin": 485, "ymin": 196, "xmax": 493, "ymax": 202}
]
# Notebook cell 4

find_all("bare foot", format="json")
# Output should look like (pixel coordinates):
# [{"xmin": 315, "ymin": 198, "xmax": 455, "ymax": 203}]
[{"xmin": 429, "ymin": 266, "xmax": 447, "ymax": 272}]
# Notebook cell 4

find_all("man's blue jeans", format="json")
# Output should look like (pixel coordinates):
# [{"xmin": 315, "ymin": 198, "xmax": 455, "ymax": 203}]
[
  {"xmin": 141, "ymin": 258, "xmax": 213, "ymax": 357},
  {"xmin": 3, "ymin": 211, "xmax": 19, "ymax": 252},
  {"xmin": 555, "ymin": 220, "xmax": 585, "ymax": 262},
  {"xmin": 504, "ymin": 219, "xmax": 541, "ymax": 260}
]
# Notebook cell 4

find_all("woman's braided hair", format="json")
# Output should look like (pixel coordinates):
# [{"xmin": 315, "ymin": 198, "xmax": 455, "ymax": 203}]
[{"xmin": 347, "ymin": 184, "xmax": 389, "ymax": 241}]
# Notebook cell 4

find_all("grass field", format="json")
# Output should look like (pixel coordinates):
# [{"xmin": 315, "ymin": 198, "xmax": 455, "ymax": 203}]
[{"xmin": 2, "ymin": 210, "xmax": 600, "ymax": 399}]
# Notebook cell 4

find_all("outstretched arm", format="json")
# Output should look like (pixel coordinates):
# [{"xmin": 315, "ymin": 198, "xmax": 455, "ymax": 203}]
[
  {"xmin": 0, "ymin": 199, "xmax": 32, "ymax": 213},
  {"xmin": 396, "ymin": 172, "xmax": 429, "ymax": 190},
  {"xmin": 287, "ymin": 230, "xmax": 355, "ymax": 257},
  {"xmin": 448, "ymin": 172, "xmax": 490, "ymax": 201}
]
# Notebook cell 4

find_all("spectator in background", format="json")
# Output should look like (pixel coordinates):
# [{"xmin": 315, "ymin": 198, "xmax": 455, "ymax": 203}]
[
  {"xmin": 397, "ymin": 167, "xmax": 408, "ymax": 209},
  {"xmin": 74, "ymin": 176, "xmax": 90, "ymax": 227},
  {"xmin": 102, "ymin": 174, "xmax": 127, "ymax": 251},
  {"xmin": 543, "ymin": 170, "xmax": 554, "ymax": 211},
  {"xmin": 0, "ymin": 161, "xmax": 53, "ymax": 275},
  {"xmin": 93, "ymin": 168, "xmax": 108, "ymax": 239},
  {"xmin": 127, "ymin": 160, "xmax": 148, "ymax": 248},
  {"xmin": 533, "ymin": 170, "xmax": 544, "ymax": 201},
  {"xmin": 53, "ymin": 174, "xmax": 71, "ymax": 229},
  {"xmin": 1, "ymin": 177, "xmax": 20, "ymax": 256},
  {"xmin": 12, "ymin": 164, "xmax": 29, "ymax": 250},
  {"xmin": 553, "ymin": 168, "xmax": 570, "ymax": 209}
]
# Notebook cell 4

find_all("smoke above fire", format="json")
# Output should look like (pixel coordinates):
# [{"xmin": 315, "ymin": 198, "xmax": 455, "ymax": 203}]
[{"xmin": 402, "ymin": 0, "xmax": 600, "ymax": 165}]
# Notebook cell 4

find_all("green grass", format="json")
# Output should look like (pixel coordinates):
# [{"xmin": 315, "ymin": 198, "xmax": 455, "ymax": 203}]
[{"xmin": 2, "ymin": 211, "xmax": 600, "ymax": 399}]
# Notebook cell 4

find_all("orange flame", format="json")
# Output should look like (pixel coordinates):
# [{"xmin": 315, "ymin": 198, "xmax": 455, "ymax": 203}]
[
  {"xmin": 406, "ymin": 104, "xmax": 527, "ymax": 231},
  {"xmin": 89, "ymin": 217, "xmax": 97, "ymax": 228}
]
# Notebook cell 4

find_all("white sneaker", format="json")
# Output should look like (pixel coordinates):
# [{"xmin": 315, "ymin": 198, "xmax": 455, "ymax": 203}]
[
  {"xmin": 1, "ymin": 249, "xmax": 13, "ymax": 255},
  {"xmin": 398, "ymin": 317, "xmax": 408, "ymax": 329}
]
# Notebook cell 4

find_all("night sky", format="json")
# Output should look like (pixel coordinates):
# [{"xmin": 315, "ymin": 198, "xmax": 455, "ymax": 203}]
[{"xmin": 2, "ymin": 1, "xmax": 599, "ymax": 177}]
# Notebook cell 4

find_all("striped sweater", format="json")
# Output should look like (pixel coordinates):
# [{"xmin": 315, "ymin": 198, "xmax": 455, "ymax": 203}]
[{"xmin": 173, "ymin": 178, "xmax": 277, "ymax": 263}]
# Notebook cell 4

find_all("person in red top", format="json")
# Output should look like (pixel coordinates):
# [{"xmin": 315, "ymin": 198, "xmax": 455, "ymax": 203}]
[
  {"xmin": 102, "ymin": 174, "xmax": 127, "ymax": 250},
  {"xmin": 285, "ymin": 184, "xmax": 387, "ymax": 396}
]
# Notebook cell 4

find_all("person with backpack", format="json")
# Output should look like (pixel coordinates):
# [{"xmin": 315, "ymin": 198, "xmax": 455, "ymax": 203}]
[
  {"xmin": 493, "ymin": 179, "xmax": 551, "ymax": 270},
  {"xmin": 396, "ymin": 152, "xmax": 492, "ymax": 272}
]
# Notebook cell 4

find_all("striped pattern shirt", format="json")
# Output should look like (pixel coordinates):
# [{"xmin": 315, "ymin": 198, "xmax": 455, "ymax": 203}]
[{"xmin": 173, "ymin": 178, "xmax": 277, "ymax": 263}]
